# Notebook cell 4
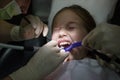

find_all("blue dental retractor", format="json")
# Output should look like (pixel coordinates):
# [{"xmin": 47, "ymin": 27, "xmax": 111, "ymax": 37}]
[{"xmin": 64, "ymin": 41, "xmax": 82, "ymax": 52}]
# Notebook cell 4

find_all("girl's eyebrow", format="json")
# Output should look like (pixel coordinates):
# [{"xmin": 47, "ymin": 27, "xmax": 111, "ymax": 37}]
[
  {"xmin": 67, "ymin": 19, "xmax": 81, "ymax": 24},
  {"xmin": 68, "ymin": 21, "xmax": 77, "ymax": 24},
  {"xmin": 67, "ymin": 21, "xmax": 81, "ymax": 26}
]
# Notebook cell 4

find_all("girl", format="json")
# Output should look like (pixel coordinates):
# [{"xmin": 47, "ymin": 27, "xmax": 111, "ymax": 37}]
[{"xmin": 45, "ymin": 5, "xmax": 120, "ymax": 80}]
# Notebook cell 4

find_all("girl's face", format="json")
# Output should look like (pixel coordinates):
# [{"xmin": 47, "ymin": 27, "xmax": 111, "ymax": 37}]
[{"xmin": 52, "ymin": 10, "xmax": 88, "ymax": 60}]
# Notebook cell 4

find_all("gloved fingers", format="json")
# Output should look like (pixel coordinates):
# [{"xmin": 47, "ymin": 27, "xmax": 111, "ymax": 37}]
[
  {"xmin": 59, "ymin": 50, "xmax": 69, "ymax": 57},
  {"xmin": 82, "ymin": 25, "xmax": 105, "ymax": 50},
  {"xmin": 42, "ymin": 24, "xmax": 48, "ymax": 37},
  {"xmin": 82, "ymin": 29, "xmax": 95, "ymax": 48},
  {"xmin": 20, "ymin": 17, "xmax": 30, "ymax": 27},
  {"xmin": 48, "ymin": 45, "xmax": 69, "ymax": 58},
  {"xmin": 25, "ymin": 15, "xmax": 38, "ymax": 29},
  {"xmin": 56, "ymin": 51, "xmax": 69, "ymax": 64},
  {"xmin": 21, "ymin": 24, "xmax": 35, "ymax": 39},
  {"xmin": 34, "ymin": 16, "xmax": 44, "ymax": 38},
  {"xmin": 25, "ymin": 15, "xmax": 44, "ymax": 35},
  {"xmin": 83, "ymin": 23, "xmax": 120, "ymax": 54},
  {"xmin": 33, "ymin": 16, "xmax": 49, "ymax": 37},
  {"xmin": 45, "ymin": 40, "xmax": 58, "ymax": 47}
]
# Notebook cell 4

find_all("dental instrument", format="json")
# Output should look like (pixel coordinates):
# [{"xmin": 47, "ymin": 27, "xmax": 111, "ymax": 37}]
[
  {"xmin": 0, "ymin": 43, "xmax": 39, "ymax": 51},
  {"xmin": 0, "ymin": 43, "xmax": 39, "ymax": 64},
  {"xmin": 64, "ymin": 41, "xmax": 120, "ymax": 64},
  {"xmin": 64, "ymin": 41, "xmax": 82, "ymax": 52}
]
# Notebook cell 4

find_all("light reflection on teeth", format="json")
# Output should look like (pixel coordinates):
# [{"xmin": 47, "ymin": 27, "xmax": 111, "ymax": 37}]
[
  {"xmin": 59, "ymin": 42, "xmax": 70, "ymax": 46},
  {"xmin": 59, "ymin": 42, "xmax": 71, "ymax": 49}
]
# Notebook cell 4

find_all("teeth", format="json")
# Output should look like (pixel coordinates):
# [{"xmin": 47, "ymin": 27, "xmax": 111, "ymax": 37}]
[{"xmin": 59, "ymin": 42, "xmax": 70, "ymax": 46}]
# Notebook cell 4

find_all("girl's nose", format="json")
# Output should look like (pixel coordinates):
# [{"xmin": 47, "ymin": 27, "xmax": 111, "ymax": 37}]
[{"xmin": 59, "ymin": 29, "xmax": 67, "ymax": 38}]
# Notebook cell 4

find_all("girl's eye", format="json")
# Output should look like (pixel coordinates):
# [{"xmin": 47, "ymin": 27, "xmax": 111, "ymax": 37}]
[
  {"xmin": 67, "ymin": 26, "xmax": 75, "ymax": 30},
  {"xmin": 53, "ymin": 27, "xmax": 60, "ymax": 32},
  {"xmin": 67, "ymin": 23, "xmax": 78, "ymax": 30},
  {"xmin": 67, "ymin": 23, "xmax": 77, "ymax": 30},
  {"xmin": 54, "ymin": 27, "xmax": 60, "ymax": 30}
]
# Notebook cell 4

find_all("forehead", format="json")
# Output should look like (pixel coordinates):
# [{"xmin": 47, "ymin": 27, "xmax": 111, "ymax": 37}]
[{"xmin": 53, "ymin": 9, "xmax": 83, "ymax": 25}]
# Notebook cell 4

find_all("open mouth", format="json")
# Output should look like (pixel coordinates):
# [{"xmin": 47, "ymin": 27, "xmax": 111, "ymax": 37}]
[{"xmin": 58, "ymin": 40, "xmax": 71, "ymax": 48}]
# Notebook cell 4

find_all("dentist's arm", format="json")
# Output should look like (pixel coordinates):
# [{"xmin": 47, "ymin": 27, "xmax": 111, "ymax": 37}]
[{"xmin": 3, "ymin": 40, "xmax": 68, "ymax": 80}]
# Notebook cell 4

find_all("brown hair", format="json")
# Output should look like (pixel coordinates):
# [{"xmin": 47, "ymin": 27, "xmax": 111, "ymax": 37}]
[{"xmin": 52, "ymin": 5, "xmax": 96, "ymax": 33}]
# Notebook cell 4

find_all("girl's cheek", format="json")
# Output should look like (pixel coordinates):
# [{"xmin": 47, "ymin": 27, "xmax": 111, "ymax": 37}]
[
  {"xmin": 70, "ymin": 33, "xmax": 80, "ymax": 41},
  {"xmin": 51, "ymin": 33, "xmax": 58, "ymax": 40}
]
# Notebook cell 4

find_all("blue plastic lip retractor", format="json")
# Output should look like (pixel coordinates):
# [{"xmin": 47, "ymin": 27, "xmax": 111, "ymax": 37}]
[
  {"xmin": 64, "ymin": 41, "xmax": 120, "ymax": 64},
  {"xmin": 64, "ymin": 41, "xmax": 82, "ymax": 52}
]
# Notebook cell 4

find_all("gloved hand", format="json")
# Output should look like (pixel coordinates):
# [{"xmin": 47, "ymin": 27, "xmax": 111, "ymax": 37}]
[
  {"xmin": 82, "ymin": 23, "xmax": 120, "ymax": 71},
  {"xmin": 82, "ymin": 23, "xmax": 120, "ymax": 57},
  {"xmin": 9, "ymin": 40, "xmax": 69, "ymax": 80},
  {"xmin": 10, "ymin": 15, "xmax": 48, "ymax": 41}
]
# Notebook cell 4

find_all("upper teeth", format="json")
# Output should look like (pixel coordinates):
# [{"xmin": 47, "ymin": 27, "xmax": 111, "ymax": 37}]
[{"xmin": 59, "ymin": 42, "xmax": 70, "ymax": 46}]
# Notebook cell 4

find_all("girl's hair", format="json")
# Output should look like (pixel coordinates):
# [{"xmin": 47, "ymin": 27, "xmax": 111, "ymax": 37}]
[{"xmin": 52, "ymin": 5, "xmax": 96, "ymax": 33}]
